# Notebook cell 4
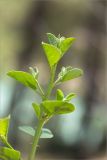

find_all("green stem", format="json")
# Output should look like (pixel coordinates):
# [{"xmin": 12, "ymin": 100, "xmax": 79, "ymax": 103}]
[
  {"xmin": 28, "ymin": 65, "xmax": 57, "ymax": 160},
  {"xmin": 1, "ymin": 137, "xmax": 13, "ymax": 149},
  {"xmin": 5, "ymin": 141, "xmax": 13, "ymax": 149},
  {"xmin": 36, "ymin": 80, "xmax": 45, "ymax": 99},
  {"xmin": 28, "ymin": 120, "xmax": 45, "ymax": 160},
  {"xmin": 46, "ymin": 65, "xmax": 57, "ymax": 99}
]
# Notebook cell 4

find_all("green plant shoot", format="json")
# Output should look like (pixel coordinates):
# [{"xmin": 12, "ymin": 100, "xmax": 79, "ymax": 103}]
[{"xmin": 0, "ymin": 33, "xmax": 83, "ymax": 160}]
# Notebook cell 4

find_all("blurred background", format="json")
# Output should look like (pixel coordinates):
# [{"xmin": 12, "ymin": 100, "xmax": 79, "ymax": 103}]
[{"xmin": 0, "ymin": 0, "xmax": 107, "ymax": 159}]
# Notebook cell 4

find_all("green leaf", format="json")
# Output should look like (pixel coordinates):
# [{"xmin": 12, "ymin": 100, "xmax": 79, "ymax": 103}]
[
  {"xmin": 64, "ymin": 93, "xmax": 76, "ymax": 102},
  {"xmin": 0, "ymin": 147, "xmax": 20, "ymax": 160},
  {"xmin": 42, "ymin": 42, "xmax": 61, "ymax": 67},
  {"xmin": 59, "ymin": 37, "xmax": 76, "ymax": 56},
  {"xmin": 40, "ymin": 128, "xmax": 53, "ymax": 138},
  {"xmin": 7, "ymin": 71, "xmax": 37, "ymax": 90},
  {"xmin": 56, "ymin": 66, "xmax": 83, "ymax": 83},
  {"xmin": 56, "ymin": 89, "xmax": 64, "ymax": 100},
  {"xmin": 19, "ymin": 126, "xmax": 53, "ymax": 139},
  {"xmin": 0, "ymin": 116, "xmax": 13, "ymax": 149},
  {"xmin": 42, "ymin": 100, "xmax": 75, "ymax": 115},
  {"xmin": 32, "ymin": 103, "xmax": 40, "ymax": 119},
  {"xmin": 18, "ymin": 126, "xmax": 35, "ymax": 136},
  {"xmin": 0, "ymin": 116, "xmax": 10, "ymax": 139},
  {"xmin": 47, "ymin": 33, "xmax": 58, "ymax": 47}
]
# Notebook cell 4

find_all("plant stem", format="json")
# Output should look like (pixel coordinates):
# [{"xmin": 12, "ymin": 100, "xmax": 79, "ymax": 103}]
[
  {"xmin": 5, "ymin": 141, "xmax": 13, "ymax": 149},
  {"xmin": 28, "ymin": 120, "xmax": 45, "ymax": 160},
  {"xmin": 46, "ymin": 65, "xmax": 57, "ymax": 98},
  {"xmin": 36, "ymin": 80, "xmax": 45, "ymax": 99},
  {"xmin": 28, "ymin": 65, "xmax": 57, "ymax": 160}
]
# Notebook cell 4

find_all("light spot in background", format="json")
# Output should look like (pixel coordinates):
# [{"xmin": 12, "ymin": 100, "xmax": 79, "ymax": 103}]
[
  {"xmin": 0, "ymin": 80, "xmax": 14, "ymax": 117},
  {"xmin": 57, "ymin": 97, "xmax": 85, "ymax": 145}
]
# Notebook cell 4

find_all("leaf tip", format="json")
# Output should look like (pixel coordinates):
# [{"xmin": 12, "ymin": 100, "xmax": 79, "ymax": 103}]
[{"xmin": 46, "ymin": 32, "xmax": 51, "ymax": 36}]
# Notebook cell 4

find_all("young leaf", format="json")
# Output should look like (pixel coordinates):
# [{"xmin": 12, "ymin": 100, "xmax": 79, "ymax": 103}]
[
  {"xmin": 32, "ymin": 103, "xmax": 40, "ymax": 119},
  {"xmin": 42, "ymin": 42, "xmax": 61, "ymax": 67},
  {"xmin": 40, "ymin": 128, "xmax": 53, "ymax": 138},
  {"xmin": 42, "ymin": 100, "xmax": 75, "ymax": 115},
  {"xmin": 7, "ymin": 71, "xmax": 37, "ymax": 90},
  {"xmin": 29, "ymin": 67, "xmax": 39, "ymax": 79},
  {"xmin": 47, "ymin": 33, "xmax": 58, "ymax": 47},
  {"xmin": 64, "ymin": 93, "xmax": 76, "ymax": 102},
  {"xmin": 56, "ymin": 89, "xmax": 64, "ymax": 100},
  {"xmin": 0, "ymin": 116, "xmax": 10, "ymax": 139},
  {"xmin": 19, "ymin": 126, "xmax": 53, "ymax": 139},
  {"xmin": 59, "ymin": 37, "xmax": 76, "ymax": 56},
  {"xmin": 19, "ymin": 126, "xmax": 35, "ymax": 136},
  {"xmin": 0, "ymin": 146, "xmax": 20, "ymax": 160},
  {"xmin": 56, "ymin": 66, "xmax": 83, "ymax": 84},
  {"xmin": 61, "ymin": 68, "xmax": 83, "ymax": 81}
]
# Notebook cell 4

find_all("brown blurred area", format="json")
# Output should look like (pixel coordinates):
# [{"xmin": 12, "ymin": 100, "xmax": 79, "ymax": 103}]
[{"xmin": 0, "ymin": 0, "xmax": 107, "ymax": 159}]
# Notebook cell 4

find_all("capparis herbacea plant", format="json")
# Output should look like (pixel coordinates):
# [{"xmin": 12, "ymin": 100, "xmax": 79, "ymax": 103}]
[{"xmin": 0, "ymin": 33, "xmax": 83, "ymax": 160}]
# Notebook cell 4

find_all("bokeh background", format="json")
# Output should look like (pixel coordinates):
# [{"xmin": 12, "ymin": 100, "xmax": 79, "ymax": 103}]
[{"xmin": 0, "ymin": 0, "xmax": 107, "ymax": 159}]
